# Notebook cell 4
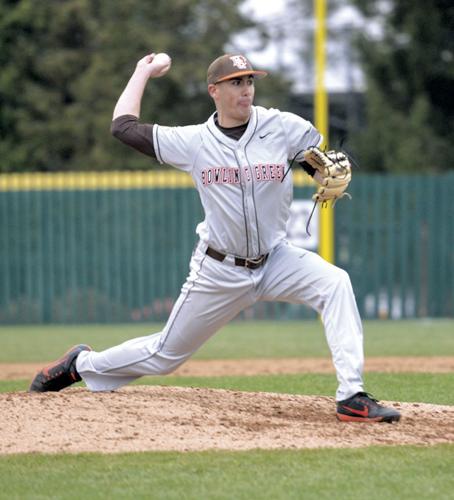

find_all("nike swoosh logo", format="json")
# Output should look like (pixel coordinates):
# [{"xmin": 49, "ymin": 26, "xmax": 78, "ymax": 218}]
[
  {"xmin": 342, "ymin": 405, "xmax": 369, "ymax": 417},
  {"xmin": 259, "ymin": 132, "xmax": 271, "ymax": 139}
]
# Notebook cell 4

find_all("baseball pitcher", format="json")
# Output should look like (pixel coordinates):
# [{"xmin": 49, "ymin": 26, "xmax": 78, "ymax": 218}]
[{"xmin": 29, "ymin": 52, "xmax": 400, "ymax": 423}]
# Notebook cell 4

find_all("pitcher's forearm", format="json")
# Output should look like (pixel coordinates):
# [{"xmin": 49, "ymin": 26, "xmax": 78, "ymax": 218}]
[
  {"xmin": 113, "ymin": 71, "xmax": 150, "ymax": 120},
  {"xmin": 113, "ymin": 53, "xmax": 172, "ymax": 120}
]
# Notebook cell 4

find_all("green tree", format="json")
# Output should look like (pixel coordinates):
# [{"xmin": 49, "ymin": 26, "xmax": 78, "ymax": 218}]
[
  {"xmin": 0, "ymin": 0, "xmax": 290, "ymax": 172},
  {"xmin": 351, "ymin": 0, "xmax": 454, "ymax": 171}
]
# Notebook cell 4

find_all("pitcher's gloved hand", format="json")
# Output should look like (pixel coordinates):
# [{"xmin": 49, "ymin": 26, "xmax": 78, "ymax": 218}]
[{"xmin": 303, "ymin": 147, "xmax": 352, "ymax": 204}]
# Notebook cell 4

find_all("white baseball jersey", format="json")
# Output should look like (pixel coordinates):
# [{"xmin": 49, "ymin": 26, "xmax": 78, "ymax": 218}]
[
  {"xmin": 76, "ymin": 105, "xmax": 365, "ymax": 401},
  {"xmin": 152, "ymin": 106, "xmax": 321, "ymax": 258}
]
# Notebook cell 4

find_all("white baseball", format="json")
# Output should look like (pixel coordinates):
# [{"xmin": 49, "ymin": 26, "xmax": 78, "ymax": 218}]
[{"xmin": 152, "ymin": 53, "xmax": 172, "ymax": 77}]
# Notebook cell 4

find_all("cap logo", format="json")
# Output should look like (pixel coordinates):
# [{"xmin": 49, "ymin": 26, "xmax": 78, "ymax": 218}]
[{"xmin": 229, "ymin": 55, "xmax": 248, "ymax": 69}]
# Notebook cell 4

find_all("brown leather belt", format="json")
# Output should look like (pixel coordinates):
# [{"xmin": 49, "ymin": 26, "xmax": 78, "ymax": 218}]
[{"xmin": 206, "ymin": 246, "xmax": 268, "ymax": 270}]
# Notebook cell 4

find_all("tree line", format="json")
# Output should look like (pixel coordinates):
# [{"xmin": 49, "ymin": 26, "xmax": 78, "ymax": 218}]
[
  {"xmin": 0, "ymin": 0, "xmax": 452, "ymax": 173},
  {"xmin": 351, "ymin": 0, "xmax": 454, "ymax": 172}
]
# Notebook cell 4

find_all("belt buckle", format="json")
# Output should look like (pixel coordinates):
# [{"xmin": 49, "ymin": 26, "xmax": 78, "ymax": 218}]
[{"xmin": 245, "ymin": 255, "xmax": 264, "ymax": 268}]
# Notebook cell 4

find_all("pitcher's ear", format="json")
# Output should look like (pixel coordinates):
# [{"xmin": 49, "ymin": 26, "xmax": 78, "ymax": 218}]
[{"xmin": 208, "ymin": 83, "xmax": 218, "ymax": 98}]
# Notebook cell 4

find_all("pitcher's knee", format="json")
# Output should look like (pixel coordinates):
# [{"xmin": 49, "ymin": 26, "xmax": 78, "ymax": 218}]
[
  {"xmin": 328, "ymin": 267, "xmax": 353, "ymax": 293},
  {"xmin": 157, "ymin": 365, "xmax": 179, "ymax": 375},
  {"xmin": 328, "ymin": 267, "xmax": 352, "ymax": 296},
  {"xmin": 152, "ymin": 356, "xmax": 187, "ymax": 375},
  {"xmin": 338, "ymin": 268, "xmax": 352, "ymax": 285}
]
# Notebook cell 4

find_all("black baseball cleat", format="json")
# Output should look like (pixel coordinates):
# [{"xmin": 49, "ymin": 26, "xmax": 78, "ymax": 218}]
[
  {"xmin": 336, "ymin": 392, "xmax": 401, "ymax": 423},
  {"xmin": 29, "ymin": 344, "xmax": 92, "ymax": 392}
]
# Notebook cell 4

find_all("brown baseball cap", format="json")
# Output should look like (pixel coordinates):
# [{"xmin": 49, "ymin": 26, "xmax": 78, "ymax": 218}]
[{"xmin": 207, "ymin": 54, "xmax": 268, "ymax": 85}]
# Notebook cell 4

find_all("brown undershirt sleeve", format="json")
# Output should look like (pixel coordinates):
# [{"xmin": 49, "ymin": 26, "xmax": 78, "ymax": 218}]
[{"xmin": 111, "ymin": 115, "xmax": 156, "ymax": 158}]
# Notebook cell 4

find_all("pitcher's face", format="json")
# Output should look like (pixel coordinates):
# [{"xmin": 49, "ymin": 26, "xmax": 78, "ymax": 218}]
[{"xmin": 208, "ymin": 75, "xmax": 255, "ymax": 127}]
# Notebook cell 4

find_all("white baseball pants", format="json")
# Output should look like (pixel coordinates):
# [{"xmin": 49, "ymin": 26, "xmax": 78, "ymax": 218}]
[{"xmin": 76, "ymin": 240, "xmax": 364, "ymax": 401}]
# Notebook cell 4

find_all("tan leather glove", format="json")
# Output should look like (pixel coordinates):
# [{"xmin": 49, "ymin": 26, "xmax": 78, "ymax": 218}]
[{"xmin": 303, "ymin": 147, "xmax": 352, "ymax": 204}]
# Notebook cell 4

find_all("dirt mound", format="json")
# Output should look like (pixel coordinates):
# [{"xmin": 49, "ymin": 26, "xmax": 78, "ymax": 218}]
[{"xmin": 2, "ymin": 386, "xmax": 453, "ymax": 454}]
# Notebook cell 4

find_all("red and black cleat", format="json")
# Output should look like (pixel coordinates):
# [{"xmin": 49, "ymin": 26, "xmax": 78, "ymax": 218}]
[
  {"xmin": 336, "ymin": 392, "xmax": 401, "ymax": 423},
  {"xmin": 29, "ymin": 344, "xmax": 92, "ymax": 392}
]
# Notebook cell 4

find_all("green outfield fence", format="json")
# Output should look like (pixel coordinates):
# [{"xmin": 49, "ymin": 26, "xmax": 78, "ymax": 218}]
[{"xmin": 0, "ymin": 171, "xmax": 452, "ymax": 324}]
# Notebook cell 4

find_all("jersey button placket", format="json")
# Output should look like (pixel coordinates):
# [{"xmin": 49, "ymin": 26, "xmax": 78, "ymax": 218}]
[
  {"xmin": 239, "ymin": 149, "xmax": 259, "ymax": 257},
  {"xmin": 236, "ymin": 149, "xmax": 252, "ymax": 257}
]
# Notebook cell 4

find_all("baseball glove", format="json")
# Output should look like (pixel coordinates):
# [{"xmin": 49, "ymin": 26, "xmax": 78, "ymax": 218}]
[{"xmin": 303, "ymin": 147, "xmax": 352, "ymax": 205}]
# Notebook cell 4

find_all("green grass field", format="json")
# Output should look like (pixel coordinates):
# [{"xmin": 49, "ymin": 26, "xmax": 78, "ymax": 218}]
[
  {"xmin": 0, "ymin": 319, "xmax": 453, "ymax": 499},
  {"xmin": 1, "ymin": 318, "xmax": 453, "ymax": 361},
  {"xmin": 2, "ymin": 446, "xmax": 453, "ymax": 500}
]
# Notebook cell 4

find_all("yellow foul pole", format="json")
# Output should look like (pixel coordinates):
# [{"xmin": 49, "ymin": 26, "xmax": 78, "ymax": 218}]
[{"xmin": 314, "ymin": 0, "xmax": 334, "ymax": 263}]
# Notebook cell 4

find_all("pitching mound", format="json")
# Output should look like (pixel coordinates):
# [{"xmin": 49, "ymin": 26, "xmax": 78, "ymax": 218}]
[{"xmin": 2, "ymin": 386, "xmax": 453, "ymax": 454}]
